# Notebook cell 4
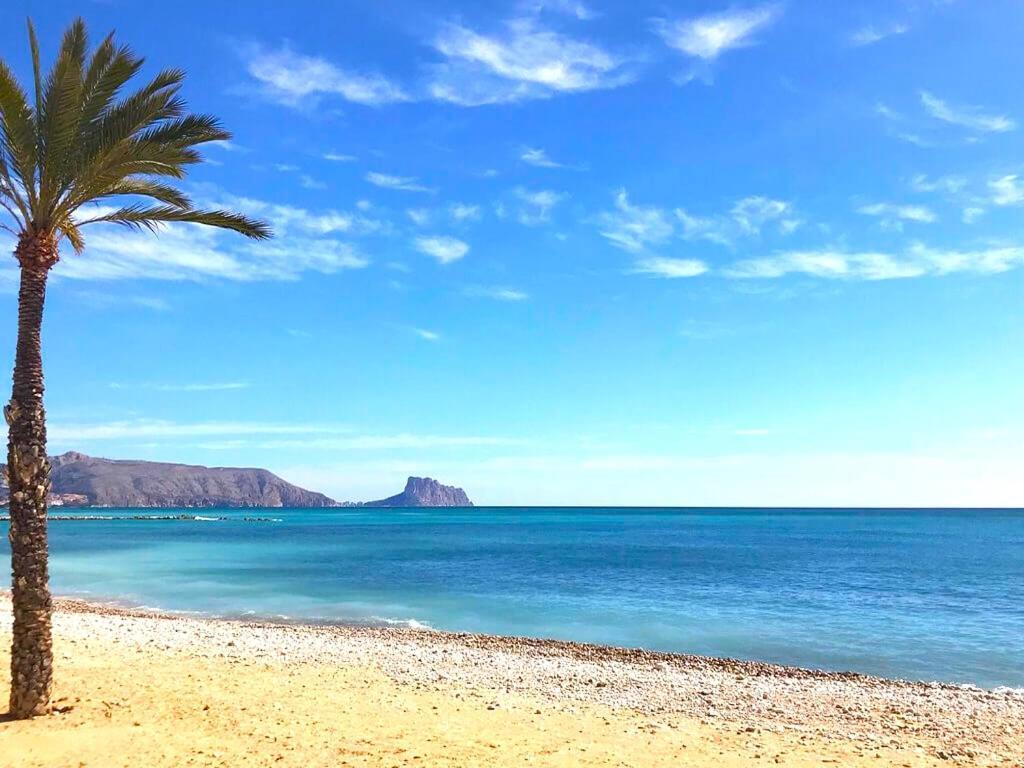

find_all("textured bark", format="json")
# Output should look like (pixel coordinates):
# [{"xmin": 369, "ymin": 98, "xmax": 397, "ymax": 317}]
[{"xmin": 6, "ymin": 230, "xmax": 58, "ymax": 719}]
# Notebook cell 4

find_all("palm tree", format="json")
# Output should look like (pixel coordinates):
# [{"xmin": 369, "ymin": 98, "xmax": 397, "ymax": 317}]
[{"xmin": 1, "ymin": 19, "xmax": 270, "ymax": 718}]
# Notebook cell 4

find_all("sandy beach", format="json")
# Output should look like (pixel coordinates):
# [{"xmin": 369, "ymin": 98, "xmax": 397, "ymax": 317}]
[{"xmin": 1, "ymin": 595, "xmax": 1021, "ymax": 768}]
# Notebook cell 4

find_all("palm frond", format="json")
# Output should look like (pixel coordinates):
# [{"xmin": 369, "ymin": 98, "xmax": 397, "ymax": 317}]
[
  {"xmin": 98, "ymin": 178, "xmax": 192, "ymax": 208},
  {"xmin": 57, "ymin": 219, "xmax": 85, "ymax": 253},
  {"xmin": 79, "ymin": 36, "xmax": 141, "ymax": 128},
  {"xmin": 77, "ymin": 203, "xmax": 272, "ymax": 240},
  {"xmin": 0, "ymin": 148, "xmax": 30, "ymax": 224},
  {"xmin": 1, "ymin": 19, "xmax": 272, "ymax": 251},
  {"xmin": 135, "ymin": 114, "xmax": 229, "ymax": 148},
  {"xmin": 37, "ymin": 18, "xmax": 87, "ymax": 216},
  {"xmin": 0, "ymin": 60, "xmax": 39, "ymax": 211},
  {"xmin": 26, "ymin": 20, "xmax": 44, "ymax": 128}
]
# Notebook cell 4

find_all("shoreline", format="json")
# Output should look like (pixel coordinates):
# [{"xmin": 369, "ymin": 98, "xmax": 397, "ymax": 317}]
[
  {"xmin": 2, "ymin": 593, "xmax": 1023, "ymax": 765},
  {"xmin": 37, "ymin": 592, "xmax": 1002, "ymax": 692}
]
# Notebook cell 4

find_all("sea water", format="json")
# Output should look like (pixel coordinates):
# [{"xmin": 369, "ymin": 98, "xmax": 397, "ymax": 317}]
[{"xmin": 3, "ymin": 507, "xmax": 1022, "ymax": 688}]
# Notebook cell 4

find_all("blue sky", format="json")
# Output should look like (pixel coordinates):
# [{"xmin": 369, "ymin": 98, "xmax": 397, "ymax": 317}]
[{"xmin": 1, "ymin": 0, "xmax": 1022, "ymax": 505}]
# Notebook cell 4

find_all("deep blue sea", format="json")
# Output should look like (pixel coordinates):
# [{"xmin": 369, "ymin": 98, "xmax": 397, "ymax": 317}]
[{"xmin": 3, "ymin": 508, "xmax": 1023, "ymax": 688}]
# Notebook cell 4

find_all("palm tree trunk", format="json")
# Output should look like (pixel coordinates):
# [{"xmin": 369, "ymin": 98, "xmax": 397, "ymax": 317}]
[{"xmin": 6, "ymin": 232, "xmax": 57, "ymax": 719}]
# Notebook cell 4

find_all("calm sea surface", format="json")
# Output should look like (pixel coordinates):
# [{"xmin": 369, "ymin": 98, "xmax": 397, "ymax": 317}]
[{"xmin": 3, "ymin": 508, "xmax": 1022, "ymax": 688}]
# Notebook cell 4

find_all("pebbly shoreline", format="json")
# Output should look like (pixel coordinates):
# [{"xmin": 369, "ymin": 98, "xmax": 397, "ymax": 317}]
[{"xmin": 4, "ymin": 593, "xmax": 1021, "ymax": 763}]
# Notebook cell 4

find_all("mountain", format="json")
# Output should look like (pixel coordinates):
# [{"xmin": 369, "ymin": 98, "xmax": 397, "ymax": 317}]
[
  {"xmin": 359, "ymin": 476, "xmax": 473, "ymax": 507},
  {"xmin": 0, "ymin": 453, "xmax": 474, "ymax": 508},
  {"xmin": 1, "ymin": 452, "xmax": 334, "ymax": 508}
]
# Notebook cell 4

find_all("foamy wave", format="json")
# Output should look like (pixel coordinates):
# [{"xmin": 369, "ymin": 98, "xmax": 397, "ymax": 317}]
[
  {"xmin": 371, "ymin": 616, "xmax": 435, "ymax": 631},
  {"xmin": 994, "ymin": 686, "xmax": 1024, "ymax": 696}
]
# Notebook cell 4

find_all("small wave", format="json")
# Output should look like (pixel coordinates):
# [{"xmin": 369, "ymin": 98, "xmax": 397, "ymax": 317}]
[
  {"xmin": 994, "ymin": 686, "xmax": 1024, "ymax": 696},
  {"xmin": 370, "ymin": 615, "xmax": 435, "ymax": 631},
  {"xmin": 193, "ymin": 516, "xmax": 221, "ymax": 522}
]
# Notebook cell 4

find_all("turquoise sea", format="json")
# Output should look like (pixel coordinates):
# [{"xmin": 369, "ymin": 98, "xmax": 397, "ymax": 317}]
[{"xmin": 4, "ymin": 507, "xmax": 1023, "ymax": 689}]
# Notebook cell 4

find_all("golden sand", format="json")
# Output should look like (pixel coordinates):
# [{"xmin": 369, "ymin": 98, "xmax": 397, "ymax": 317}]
[{"xmin": 1, "ymin": 599, "xmax": 1020, "ymax": 768}]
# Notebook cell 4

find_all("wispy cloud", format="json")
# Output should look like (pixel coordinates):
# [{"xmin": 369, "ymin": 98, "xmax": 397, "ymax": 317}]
[
  {"xmin": 109, "ymin": 381, "xmax": 250, "ymax": 392},
  {"xmin": 520, "ymin": 147, "xmax": 563, "ymax": 168},
  {"xmin": 449, "ymin": 203, "xmax": 482, "ymax": 221},
  {"xmin": 464, "ymin": 286, "xmax": 529, "ymax": 301},
  {"xmin": 365, "ymin": 172, "xmax": 434, "ymax": 193},
  {"xmin": 513, "ymin": 188, "xmax": 566, "ymax": 225},
  {"xmin": 521, "ymin": 0, "xmax": 595, "ymax": 20},
  {"xmin": 243, "ymin": 43, "xmax": 408, "ymax": 106},
  {"xmin": 910, "ymin": 174, "xmax": 966, "ymax": 194},
  {"xmin": 414, "ymin": 235, "xmax": 470, "ymax": 264},
  {"xmin": 633, "ymin": 257, "xmax": 708, "ymax": 279},
  {"xmin": 857, "ymin": 202, "xmax": 937, "ymax": 227},
  {"xmin": 656, "ymin": 5, "xmax": 780, "ymax": 61},
  {"xmin": 299, "ymin": 174, "xmax": 326, "ymax": 190},
  {"xmin": 70, "ymin": 290, "xmax": 172, "ymax": 312},
  {"xmin": 962, "ymin": 207, "xmax": 985, "ymax": 224},
  {"xmin": 48, "ymin": 419, "xmax": 520, "ymax": 452},
  {"xmin": 55, "ymin": 222, "xmax": 367, "ymax": 283},
  {"xmin": 323, "ymin": 152, "xmax": 357, "ymax": 162},
  {"xmin": 989, "ymin": 175, "xmax": 1024, "ymax": 206},
  {"xmin": 412, "ymin": 327, "xmax": 442, "ymax": 342},
  {"xmin": 674, "ymin": 208, "xmax": 732, "ymax": 246},
  {"xmin": 49, "ymin": 419, "xmax": 353, "ymax": 442},
  {"xmin": 428, "ymin": 18, "xmax": 633, "ymax": 106},
  {"xmin": 725, "ymin": 244, "xmax": 1024, "ymax": 280},
  {"xmin": 731, "ymin": 196, "xmax": 796, "ymax": 234},
  {"xmin": 849, "ymin": 22, "xmax": 908, "ymax": 47},
  {"xmin": 407, "ymin": 208, "xmax": 431, "ymax": 226},
  {"xmin": 597, "ymin": 190, "xmax": 674, "ymax": 252},
  {"xmin": 920, "ymin": 91, "xmax": 1015, "ymax": 134}
]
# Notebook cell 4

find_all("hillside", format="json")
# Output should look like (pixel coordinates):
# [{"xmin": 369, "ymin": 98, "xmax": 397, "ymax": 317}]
[{"xmin": 1, "ymin": 452, "xmax": 334, "ymax": 508}]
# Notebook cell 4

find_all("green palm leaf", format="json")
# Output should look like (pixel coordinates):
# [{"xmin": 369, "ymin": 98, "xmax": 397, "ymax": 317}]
[{"xmin": 0, "ymin": 17, "xmax": 271, "ymax": 245}]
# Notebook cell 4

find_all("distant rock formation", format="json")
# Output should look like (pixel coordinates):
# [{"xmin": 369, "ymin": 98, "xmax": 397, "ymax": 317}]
[
  {"xmin": 359, "ymin": 476, "xmax": 473, "ymax": 507},
  {"xmin": 1, "ymin": 451, "xmax": 334, "ymax": 508}
]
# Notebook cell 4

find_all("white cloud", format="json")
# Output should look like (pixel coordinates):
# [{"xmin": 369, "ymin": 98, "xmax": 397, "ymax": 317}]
[
  {"xmin": 520, "ymin": 147, "xmax": 563, "ymax": 168},
  {"xmin": 514, "ymin": 187, "xmax": 566, "ymax": 225},
  {"xmin": 633, "ymin": 257, "xmax": 708, "ymax": 279},
  {"xmin": 428, "ymin": 18, "xmax": 632, "ymax": 106},
  {"xmin": 909, "ymin": 174, "xmax": 966, "ymax": 194},
  {"xmin": 920, "ymin": 91, "xmax": 1015, "ymax": 133},
  {"xmin": 857, "ymin": 202, "xmax": 937, "ymax": 225},
  {"xmin": 522, "ymin": 0, "xmax": 594, "ymax": 20},
  {"xmin": 244, "ymin": 44, "xmax": 408, "ymax": 106},
  {"xmin": 207, "ymin": 140, "xmax": 243, "ymax": 152},
  {"xmin": 110, "ymin": 381, "xmax": 250, "ymax": 392},
  {"xmin": 70, "ymin": 290, "xmax": 172, "ymax": 312},
  {"xmin": 674, "ymin": 208, "xmax": 731, "ymax": 245},
  {"xmin": 597, "ymin": 190, "xmax": 674, "ymax": 252},
  {"xmin": 450, "ymin": 203, "xmax": 482, "ymax": 221},
  {"xmin": 412, "ymin": 328, "xmax": 441, "ymax": 342},
  {"xmin": 725, "ymin": 244, "xmax": 1024, "ymax": 280},
  {"xmin": 657, "ymin": 5, "xmax": 779, "ymax": 61},
  {"xmin": 962, "ymin": 206, "xmax": 985, "ymax": 224},
  {"xmin": 989, "ymin": 175, "xmax": 1024, "ymax": 206},
  {"xmin": 207, "ymin": 190, "xmax": 385, "ymax": 237},
  {"xmin": 465, "ymin": 286, "xmax": 529, "ymax": 301},
  {"xmin": 54, "ymin": 222, "xmax": 368, "ymax": 283},
  {"xmin": 407, "ymin": 208, "xmax": 431, "ymax": 226},
  {"xmin": 299, "ymin": 174, "xmax": 326, "ymax": 190},
  {"xmin": 274, "ymin": 163, "xmax": 298, "ymax": 172},
  {"xmin": 849, "ymin": 22, "xmax": 908, "ymax": 47},
  {"xmin": 49, "ymin": 419, "xmax": 353, "ymax": 442},
  {"xmin": 323, "ymin": 152, "xmax": 357, "ymax": 162},
  {"xmin": 414, "ymin": 235, "xmax": 470, "ymax": 264},
  {"xmin": 731, "ymin": 196, "xmax": 793, "ymax": 234},
  {"xmin": 365, "ymin": 172, "xmax": 434, "ymax": 193}
]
